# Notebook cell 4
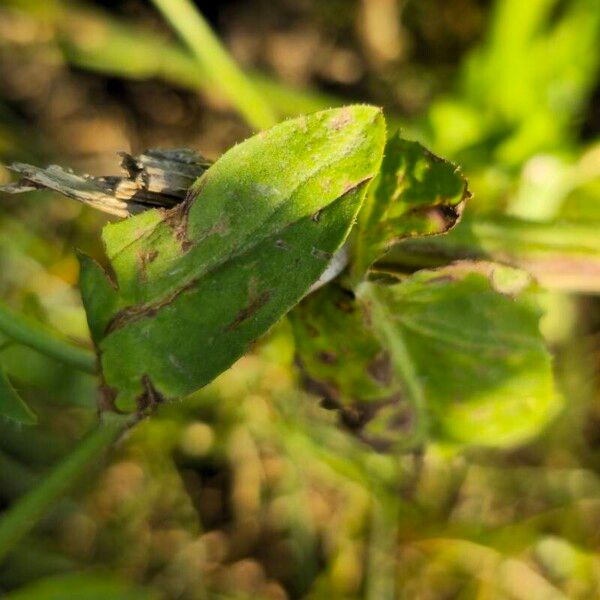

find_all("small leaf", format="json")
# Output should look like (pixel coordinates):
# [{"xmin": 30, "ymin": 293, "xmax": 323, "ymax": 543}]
[
  {"xmin": 79, "ymin": 106, "xmax": 386, "ymax": 411},
  {"xmin": 0, "ymin": 366, "xmax": 36, "ymax": 425},
  {"xmin": 358, "ymin": 262, "xmax": 560, "ymax": 448},
  {"xmin": 352, "ymin": 133, "xmax": 469, "ymax": 279},
  {"xmin": 290, "ymin": 284, "xmax": 410, "ymax": 452}
]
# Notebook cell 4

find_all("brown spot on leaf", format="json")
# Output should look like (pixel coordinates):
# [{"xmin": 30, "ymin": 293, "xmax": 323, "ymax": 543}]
[
  {"xmin": 164, "ymin": 175, "xmax": 210, "ymax": 250},
  {"xmin": 425, "ymin": 275, "xmax": 454, "ymax": 285},
  {"xmin": 98, "ymin": 381, "xmax": 120, "ymax": 414},
  {"xmin": 366, "ymin": 352, "xmax": 392, "ymax": 386},
  {"xmin": 339, "ymin": 394, "xmax": 402, "ymax": 432},
  {"xmin": 301, "ymin": 374, "xmax": 342, "ymax": 407},
  {"xmin": 341, "ymin": 394, "xmax": 414, "ymax": 453},
  {"xmin": 138, "ymin": 249, "xmax": 159, "ymax": 280},
  {"xmin": 333, "ymin": 287, "xmax": 356, "ymax": 313},
  {"xmin": 304, "ymin": 322, "xmax": 319, "ymax": 338},
  {"xmin": 165, "ymin": 199, "xmax": 193, "ymax": 249},
  {"xmin": 136, "ymin": 374, "xmax": 165, "ymax": 416},
  {"xmin": 317, "ymin": 350, "xmax": 337, "ymax": 364},
  {"xmin": 226, "ymin": 290, "xmax": 271, "ymax": 332},
  {"xmin": 311, "ymin": 248, "xmax": 333, "ymax": 261},
  {"xmin": 106, "ymin": 273, "xmax": 200, "ymax": 334},
  {"xmin": 328, "ymin": 107, "xmax": 353, "ymax": 131}
]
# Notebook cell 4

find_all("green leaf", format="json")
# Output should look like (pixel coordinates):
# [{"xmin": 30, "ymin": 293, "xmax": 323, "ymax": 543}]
[
  {"xmin": 3, "ymin": 573, "xmax": 158, "ymax": 600},
  {"xmin": 80, "ymin": 106, "xmax": 386, "ymax": 412},
  {"xmin": 0, "ymin": 366, "xmax": 36, "ymax": 425},
  {"xmin": 352, "ymin": 133, "xmax": 469, "ymax": 280},
  {"xmin": 292, "ymin": 262, "xmax": 559, "ymax": 450},
  {"xmin": 290, "ymin": 284, "xmax": 410, "ymax": 452},
  {"xmin": 358, "ymin": 262, "xmax": 560, "ymax": 448}
]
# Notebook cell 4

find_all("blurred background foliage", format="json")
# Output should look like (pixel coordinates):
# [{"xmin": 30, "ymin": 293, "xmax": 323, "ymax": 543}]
[{"xmin": 0, "ymin": 0, "xmax": 599, "ymax": 598}]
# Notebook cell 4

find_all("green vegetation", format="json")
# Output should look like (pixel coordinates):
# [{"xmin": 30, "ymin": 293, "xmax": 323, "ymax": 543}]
[{"xmin": 0, "ymin": 0, "xmax": 599, "ymax": 598}]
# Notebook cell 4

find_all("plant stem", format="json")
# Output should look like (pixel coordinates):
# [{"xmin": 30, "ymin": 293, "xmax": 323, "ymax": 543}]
[
  {"xmin": 150, "ymin": 0, "xmax": 277, "ymax": 130},
  {"xmin": 381, "ymin": 215, "xmax": 600, "ymax": 294},
  {"xmin": 0, "ymin": 301, "xmax": 96, "ymax": 375},
  {"xmin": 0, "ymin": 414, "xmax": 131, "ymax": 563}
]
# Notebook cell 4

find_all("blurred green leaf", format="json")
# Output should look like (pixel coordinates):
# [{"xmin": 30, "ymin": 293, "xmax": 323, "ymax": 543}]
[
  {"xmin": 2, "ymin": 0, "xmax": 340, "ymax": 121},
  {"xmin": 293, "ymin": 263, "xmax": 560, "ymax": 450},
  {"xmin": 0, "ymin": 301, "xmax": 96, "ymax": 375},
  {"xmin": 290, "ymin": 284, "xmax": 411, "ymax": 452},
  {"xmin": 3, "ymin": 573, "xmax": 158, "ymax": 600},
  {"xmin": 80, "ymin": 107, "xmax": 386, "ymax": 412},
  {"xmin": 381, "ymin": 214, "xmax": 600, "ymax": 293},
  {"xmin": 352, "ymin": 134, "xmax": 469, "ymax": 280},
  {"xmin": 435, "ymin": 0, "xmax": 600, "ymax": 163},
  {"xmin": 0, "ymin": 414, "xmax": 130, "ymax": 563},
  {"xmin": 0, "ymin": 366, "xmax": 36, "ymax": 425},
  {"xmin": 150, "ymin": 0, "xmax": 276, "ymax": 130},
  {"xmin": 358, "ymin": 262, "xmax": 560, "ymax": 447}
]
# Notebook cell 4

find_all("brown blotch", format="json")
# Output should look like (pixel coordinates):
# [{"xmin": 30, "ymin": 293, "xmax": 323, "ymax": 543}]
[
  {"xmin": 311, "ymin": 248, "xmax": 333, "ymax": 261},
  {"xmin": 366, "ymin": 352, "xmax": 392, "ymax": 386},
  {"xmin": 328, "ymin": 107, "xmax": 353, "ymax": 131},
  {"xmin": 106, "ymin": 274, "xmax": 200, "ymax": 334},
  {"xmin": 226, "ymin": 290, "xmax": 271, "ymax": 332},
  {"xmin": 425, "ymin": 275, "xmax": 454, "ymax": 285},
  {"xmin": 164, "ymin": 201, "xmax": 192, "ymax": 249},
  {"xmin": 98, "ymin": 380, "xmax": 120, "ymax": 414},
  {"xmin": 334, "ymin": 287, "xmax": 356, "ymax": 313},
  {"xmin": 138, "ymin": 248, "xmax": 159, "ymax": 280},
  {"xmin": 183, "ymin": 216, "xmax": 231, "ymax": 254},
  {"xmin": 136, "ymin": 374, "xmax": 165, "ymax": 416},
  {"xmin": 164, "ymin": 175, "xmax": 209, "ymax": 250},
  {"xmin": 340, "ymin": 393, "xmax": 403, "ymax": 433},
  {"xmin": 317, "ymin": 350, "xmax": 337, "ymax": 365},
  {"xmin": 295, "ymin": 359, "xmax": 341, "ymax": 407},
  {"xmin": 301, "ymin": 321, "xmax": 319, "ymax": 338}
]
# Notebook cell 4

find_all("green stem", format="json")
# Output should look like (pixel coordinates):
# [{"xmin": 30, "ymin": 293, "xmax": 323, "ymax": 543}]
[
  {"xmin": 150, "ymin": 0, "xmax": 277, "ymax": 130},
  {"xmin": 0, "ymin": 414, "xmax": 130, "ymax": 563},
  {"xmin": 380, "ymin": 216, "xmax": 600, "ymax": 294},
  {"xmin": 0, "ymin": 301, "xmax": 96, "ymax": 375}
]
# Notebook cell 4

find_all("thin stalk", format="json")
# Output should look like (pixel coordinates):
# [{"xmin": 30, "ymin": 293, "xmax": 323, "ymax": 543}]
[
  {"xmin": 0, "ymin": 301, "xmax": 96, "ymax": 375},
  {"xmin": 0, "ymin": 414, "xmax": 131, "ymax": 563},
  {"xmin": 365, "ymin": 495, "xmax": 399, "ymax": 600},
  {"xmin": 150, "ymin": 0, "xmax": 277, "ymax": 130},
  {"xmin": 380, "ymin": 216, "xmax": 600, "ymax": 294}
]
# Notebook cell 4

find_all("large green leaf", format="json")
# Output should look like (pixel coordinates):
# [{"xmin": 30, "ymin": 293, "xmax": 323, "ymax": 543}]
[
  {"xmin": 0, "ymin": 366, "xmax": 36, "ymax": 425},
  {"xmin": 352, "ymin": 133, "xmax": 469, "ymax": 280},
  {"xmin": 79, "ymin": 106, "xmax": 386, "ymax": 412},
  {"xmin": 292, "ymin": 263, "xmax": 559, "ymax": 450},
  {"xmin": 358, "ymin": 263, "xmax": 560, "ymax": 448}
]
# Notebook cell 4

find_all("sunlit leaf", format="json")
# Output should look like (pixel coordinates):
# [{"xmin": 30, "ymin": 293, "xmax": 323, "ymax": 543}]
[
  {"xmin": 0, "ymin": 366, "xmax": 36, "ymax": 425},
  {"xmin": 352, "ymin": 133, "xmax": 469, "ymax": 280},
  {"xmin": 358, "ymin": 262, "xmax": 560, "ymax": 447},
  {"xmin": 80, "ymin": 106, "xmax": 386, "ymax": 412}
]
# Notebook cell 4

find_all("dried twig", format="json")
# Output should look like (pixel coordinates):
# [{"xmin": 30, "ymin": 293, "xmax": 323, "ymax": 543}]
[{"xmin": 1, "ymin": 148, "xmax": 211, "ymax": 217}]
